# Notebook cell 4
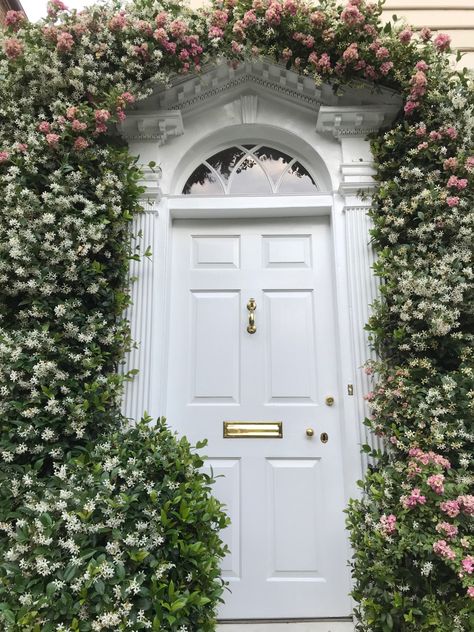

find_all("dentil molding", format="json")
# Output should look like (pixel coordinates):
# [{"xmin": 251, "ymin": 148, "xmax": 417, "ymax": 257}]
[
  {"xmin": 316, "ymin": 105, "xmax": 399, "ymax": 138},
  {"xmin": 119, "ymin": 110, "xmax": 184, "ymax": 144}
]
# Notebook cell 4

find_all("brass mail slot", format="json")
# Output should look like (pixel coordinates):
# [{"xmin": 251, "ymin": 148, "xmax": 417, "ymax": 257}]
[{"xmin": 223, "ymin": 421, "xmax": 283, "ymax": 439}]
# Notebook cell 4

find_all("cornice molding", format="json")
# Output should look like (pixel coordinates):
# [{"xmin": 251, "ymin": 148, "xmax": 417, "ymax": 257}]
[
  {"xmin": 316, "ymin": 105, "xmax": 400, "ymax": 138},
  {"xmin": 119, "ymin": 111, "xmax": 184, "ymax": 144},
  {"xmin": 138, "ymin": 165, "xmax": 162, "ymax": 202}
]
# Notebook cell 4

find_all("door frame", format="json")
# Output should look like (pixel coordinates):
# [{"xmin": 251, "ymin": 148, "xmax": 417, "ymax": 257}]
[{"xmin": 141, "ymin": 191, "xmax": 363, "ymax": 515}]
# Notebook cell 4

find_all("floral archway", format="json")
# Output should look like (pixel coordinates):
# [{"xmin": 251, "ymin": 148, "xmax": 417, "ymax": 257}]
[{"xmin": 0, "ymin": 0, "xmax": 472, "ymax": 630}]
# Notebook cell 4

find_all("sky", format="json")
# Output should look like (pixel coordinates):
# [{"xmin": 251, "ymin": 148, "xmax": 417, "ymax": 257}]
[{"xmin": 20, "ymin": 1, "xmax": 99, "ymax": 22}]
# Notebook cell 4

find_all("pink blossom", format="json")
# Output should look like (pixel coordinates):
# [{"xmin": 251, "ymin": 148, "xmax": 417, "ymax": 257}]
[
  {"xmin": 95, "ymin": 109, "xmax": 111, "ymax": 124},
  {"xmin": 0, "ymin": 151, "xmax": 10, "ymax": 163},
  {"xmin": 4, "ymin": 10, "xmax": 25, "ymax": 29},
  {"xmin": 153, "ymin": 28, "xmax": 168, "ymax": 44},
  {"xmin": 434, "ymin": 33, "xmax": 451, "ymax": 51},
  {"xmin": 47, "ymin": 0, "xmax": 67, "ymax": 14},
  {"xmin": 136, "ymin": 20, "xmax": 153, "ymax": 37},
  {"xmin": 340, "ymin": 5, "xmax": 364, "ymax": 26},
  {"xmin": 468, "ymin": 587, "xmax": 474, "ymax": 598},
  {"xmin": 443, "ymin": 157, "xmax": 458, "ymax": 171},
  {"xmin": 364, "ymin": 24, "xmax": 377, "ymax": 37},
  {"xmin": 57, "ymin": 32, "xmax": 74, "ymax": 53},
  {"xmin": 3, "ymin": 38, "xmax": 24, "ymax": 59},
  {"xmin": 283, "ymin": 0, "xmax": 298, "ymax": 15},
  {"xmin": 317, "ymin": 53, "xmax": 332, "ymax": 72},
  {"xmin": 447, "ymin": 196, "xmax": 460, "ymax": 208},
  {"xmin": 282, "ymin": 48, "xmax": 293, "ymax": 61},
  {"xmin": 444, "ymin": 126, "xmax": 458, "ymax": 140},
  {"xmin": 380, "ymin": 61, "xmax": 394, "ymax": 76},
  {"xmin": 310, "ymin": 11, "xmax": 325, "ymax": 28},
  {"xmin": 410, "ymin": 70, "xmax": 428, "ymax": 99},
  {"xmin": 243, "ymin": 10, "xmax": 257, "ymax": 27},
  {"xmin": 231, "ymin": 40, "xmax": 243, "ymax": 54},
  {"xmin": 38, "ymin": 121, "xmax": 51, "ymax": 134},
  {"xmin": 416, "ymin": 60, "xmax": 429, "ymax": 72},
  {"xmin": 119, "ymin": 92, "xmax": 135, "ymax": 105},
  {"xmin": 109, "ymin": 12, "xmax": 127, "ymax": 32},
  {"xmin": 427, "ymin": 474, "xmax": 445, "ymax": 495},
  {"xmin": 417, "ymin": 142, "xmax": 428, "ymax": 150},
  {"xmin": 420, "ymin": 27, "xmax": 432, "ymax": 41},
  {"xmin": 211, "ymin": 9, "xmax": 228, "ymax": 28},
  {"xmin": 436, "ymin": 522, "xmax": 458, "ymax": 539},
  {"xmin": 401, "ymin": 488, "xmax": 426, "ymax": 508},
  {"xmin": 461, "ymin": 556, "xmax": 474, "ymax": 575},
  {"xmin": 209, "ymin": 26, "xmax": 224, "ymax": 39},
  {"xmin": 66, "ymin": 106, "xmax": 77, "ymax": 120},
  {"xmin": 375, "ymin": 47, "xmax": 390, "ymax": 60},
  {"xmin": 15, "ymin": 143, "xmax": 27, "ymax": 153},
  {"xmin": 155, "ymin": 12, "xmax": 168, "ymax": 28},
  {"xmin": 265, "ymin": 2, "xmax": 282, "ymax": 26},
  {"xmin": 465, "ymin": 157, "xmax": 474, "ymax": 172},
  {"xmin": 71, "ymin": 119, "xmax": 87, "ymax": 132},
  {"xmin": 46, "ymin": 133, "xmax": 60, "ymax": 147},
  {"xmin": 457, "ymin": 495, "xmax": 474, "ymax": 515},
  {"xmin": 433, "ymin": 539, "xmax": 456, "ymax": 560},
  {"xmin": 399, "ymin": 29, "xmax": 413, "ymax": 44},
  {"xmin": 116, "ymin": 108, "xmax": 126, "ymax": 122},
  {"xmin": 415, "ymin": 124, "xmax": 427, "ymax": 137},
  {"xmin": 404, "ymin": 100, "xmax": 418, "ymax": 116},
  {"xmin": 429, "ymin": 131, "xmax": 442, "ymax": 141},
  {"xmin": 252, "ymin": 0, "xmax": 265, "ymax": 9},
  {"xmin": 73, "ymin": 136, "xmax": 89, "ymax": 151},
  {"xmin": 343, "ymin": 43, "xmax": 359, "ymax": 64},
  {"xmin": 447, "ymin": 175, "xmax": 468, "ymax": 190},
  {"xmin": 169, "ymin": 19, "xmax": 188, "ymax": 39},
  {"xmin": 441, "ymin": 499, "xmax": 461, "ymax": 517},
  {"xmin": 380, "ymin": 514, "xmax": 397, "ymax": 535}
]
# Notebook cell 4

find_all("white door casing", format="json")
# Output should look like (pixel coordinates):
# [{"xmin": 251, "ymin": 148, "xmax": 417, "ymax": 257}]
[
  {"xmin": 120, "ymin": 60, "xmax": 401, "ymax": 622},
  {"xmin": 167, "ymin": 218, "xmax": 351, "ymax": 619}
]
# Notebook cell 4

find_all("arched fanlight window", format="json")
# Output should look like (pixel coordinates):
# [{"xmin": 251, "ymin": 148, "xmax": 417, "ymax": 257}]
[{"xmin": 182, "ymin": 144, "xmax": 319, "ymax": 195}]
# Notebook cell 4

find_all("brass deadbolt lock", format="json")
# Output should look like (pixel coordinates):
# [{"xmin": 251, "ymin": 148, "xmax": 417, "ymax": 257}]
[
  {"xmin": 325, "ymin": 396, "xmax": 335, "ymax": 407},
  {"xmin": 320, "ymin": 432, "xmax": 329, "ymax": 444}
]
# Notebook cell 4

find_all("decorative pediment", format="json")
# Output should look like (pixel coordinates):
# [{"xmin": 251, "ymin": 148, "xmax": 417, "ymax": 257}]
[
  {"xmin": 119, "ymin": 111, "xmax": 183, "ymax": 143},
  {"xmin": 316, "ymin": 105, "xmax": 400, "ymax": 138}
]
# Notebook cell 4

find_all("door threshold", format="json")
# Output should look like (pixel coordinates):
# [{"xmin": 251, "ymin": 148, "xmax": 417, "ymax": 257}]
[{"xmin": 216, "ymin": 619, "xmax": 354, "ymax": 632}]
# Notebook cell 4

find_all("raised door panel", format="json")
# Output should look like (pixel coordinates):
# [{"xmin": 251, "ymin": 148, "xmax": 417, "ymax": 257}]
[{"xmin": 190, "ymin": 291, "xmax": 241, "ymax": 404}]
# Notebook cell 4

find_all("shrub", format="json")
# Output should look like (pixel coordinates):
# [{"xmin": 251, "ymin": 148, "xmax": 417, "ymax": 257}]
[{"xmin": 0, "ymin": 417, "xmax": 229, "ymax": 631}]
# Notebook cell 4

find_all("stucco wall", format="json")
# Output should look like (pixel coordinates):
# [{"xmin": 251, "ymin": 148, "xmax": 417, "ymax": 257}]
[{"xmin": 188, "ymin": 0, "xmax": 474, "ymax": 69}]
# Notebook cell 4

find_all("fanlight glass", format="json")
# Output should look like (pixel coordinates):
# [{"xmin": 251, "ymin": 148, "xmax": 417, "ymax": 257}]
[{"xmin": 182, "ymin": 144, "xmax": 318, "ymax": 195}]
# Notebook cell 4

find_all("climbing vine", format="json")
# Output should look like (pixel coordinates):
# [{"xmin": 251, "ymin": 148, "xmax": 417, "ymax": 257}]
[{"xmin": 0, "ymin": 0, "xmax": 472, "ymax": 630}]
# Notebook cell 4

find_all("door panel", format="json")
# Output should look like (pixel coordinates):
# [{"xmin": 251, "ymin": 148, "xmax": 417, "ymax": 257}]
[{"xmin": 167, "ymin": 218, "xmax": 351, "ymax": 619}]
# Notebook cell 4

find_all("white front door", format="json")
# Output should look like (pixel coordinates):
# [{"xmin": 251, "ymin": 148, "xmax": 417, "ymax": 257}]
[{"xmin": 166, "ymin": 217, "xmax": 351, "ymax": 619}]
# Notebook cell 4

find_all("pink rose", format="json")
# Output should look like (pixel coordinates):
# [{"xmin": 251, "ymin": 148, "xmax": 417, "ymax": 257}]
[
  {"xmin": 318, "ymin": 53, "xmax": 331, "ymax": 72},
  {"xmin": 16, "ymin": 143, "xmax": 27, "ymax": 153},
  {"xmin": 109, "ymin": 12, "xmax": 127, "ymax": 31},
  {"xmin": 440, "ymin": 499, "xmax": 461, "ymax": 517},
  {"xmin": 95, "ymin": 109, "xmax": 111, "ymax": 124},
  {"xmin": 427, "ymin": 474, "xmax": 445, "ymax": 495},
  {"xmin": 380, "ymin": 514, "xmax": 397, "ymax": 536},
  {"xmin": 4, "ymin": 10, "xmax": 25, "ymax": 30},
  {"xmin": 46, "ymin": 133, "xmax": 60, "ymax": 147},
  {"xmin": 468, "ymin": 587, "xmax": 474, "ymax": 598},
  {"xmin": 136, "ymin": 20, "xmax": 153, "ymax": 37},
  {"xmin": 430, "ymin": 131, "xmax": 442, "ymax": 141},
  {"xmin": 73, "ymin": 136, "xmax": 89, "ymax": 151},
  {"xmin": 211, "ymin": 9, "xmax": 228, "ymax": 28},
  {"xmin": 444, "ymin": 126, "xmax": 458, "ymax": 139},
  {"xmin": 340, "ymin": 5, "xmax": 364, "ymax": 26},
  {"xmin": 399, "ymin": 29, "xmax": 413, "ymax": 43},
  {"xmin": 436, "ymin": 522, "xmax": 458, "ymax": 539},
  {"xmin": 401, "ymin": 488, "xmax": 426, "ymax": 508},
  {"xmin": 231, "ymin": 40, "xmax": 243, "ymax": 54},
  {"xmin": 415, "ymin": 124, "xmax": 427, "ymax": 137},
  {"xmin": 169, "ymin": 19, "xmax": 188, "ymax": 39},
  {"xmin": 457, "ymin": 495, "xmax": 474, "ymax": 515},
  {"xmin": 120, "ymin": 92, "xmax": 135, "ymax": 104},
  {"xmin": 3, "ymin": 38, "xmax": 23, "ymax": 59},
  {"xmin": 47, "ymin": 0, "xmax": 67, "ymax": 14},
  {"xmin": 38, "ymin": 121, "xmax": 51, "ymax": 134},
  {"xmin": 265, "ymin": 2, "xmax": 282, "ymax": 26},
  {"xmin": 72, "ymin": 119, "xmax": 87, "ymax": 132},
  {"xmin": 434, "ymin": 33, "xmax": 451, "ymax": 51},
  {"xmin": 465, "ymin": 157, "xmax": 474, "ymax": 172},
  {"xmin": 243, "ymin": 10, "xmax": 257, "ymax": 27},
  {"xmin": 155, "ymin": 12, "xmax": 168, "ymax": 28},
  {"xmin": 310, "ymin": 11, "xmax": 325, "ymax": 28},
  {"xmin": 342, "ymin": 43, "xmax": 359, "ymax": 64},
  {"xmin": 209, "ymin": 26, "xmax": 224, "ymax": 39},
  {"xmin": 66, "ymin": 106, "xmax": 77, "ymax": 120},
  {"xmin": 433, "ymin": 539, "xmax": 456, "ymax": 560},
  {"xmin": 461, "ymin": 556, "xmax": 474, "ymax": 575},
  {"xmin": 417, "ymin": 142, "xmax": 428, "ymax": 150},
  {"xmin": 420, "ymin": 27, "xmax": 432, "ymax": 41},
  {"xmin": 0, "ymin": 151, "xmax": 10, "ymax": 163},
  {"xmin": 376, "ymin": 47, "xmax": 389, "ymax": 60},
  {"xmin": 404, "ymin": 100, "xmax": 418, "ymax": 116},
  {"xmin": 443, "ymin": 157, "xmax": 458, "ymax": 171},
  {"xmin": 446, "ymin": 196, "xmax": 460, "ymax": 208},
  {"xmin": 282, "ymin": 48, "xmax": 292, "ymax": 61},
  {"xmin": 416, "ymin": 60, "xmax": 429, "ymax": 72},
  {"xmin": 57, "ymin": 32, "xmax": 74, "ymax": 52},
  {"xmin": 380, "ymin": 61, "xmax": 394, "ymax": 76},
  {"xmin": 283, "ymin": 0, "xmax": 298, "ymax": 15}
]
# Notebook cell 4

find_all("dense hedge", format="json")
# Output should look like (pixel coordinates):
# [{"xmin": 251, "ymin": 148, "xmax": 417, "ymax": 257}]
[{"xmin": 0, "ymin": 0, "xmax": 472, "ymax": 630}]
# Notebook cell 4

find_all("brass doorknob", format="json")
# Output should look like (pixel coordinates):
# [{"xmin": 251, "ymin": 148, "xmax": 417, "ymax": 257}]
[
  {"xmin": 306, "ymin": 428, "xmax": 314, "ymax": 437},
  {"xmin": 325, "ymin": 396, "xmax": 335, "ymax": 406}
]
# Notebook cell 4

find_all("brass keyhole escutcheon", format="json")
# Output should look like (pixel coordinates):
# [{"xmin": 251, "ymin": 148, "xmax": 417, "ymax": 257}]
[
  {"xmin": 320, "ymin": 432, "xmax": 329, "ymax": 444},
  {"xmin": 306, "ymin": 428, "xmax": 314, "ymax": 438},
  {"xmin": 247, "ymin": 298, "xmax": 257, "ymax": 334},
  {"xmin": 325, "ymin": 396, "xmax": 335, "ymax": 407}
]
